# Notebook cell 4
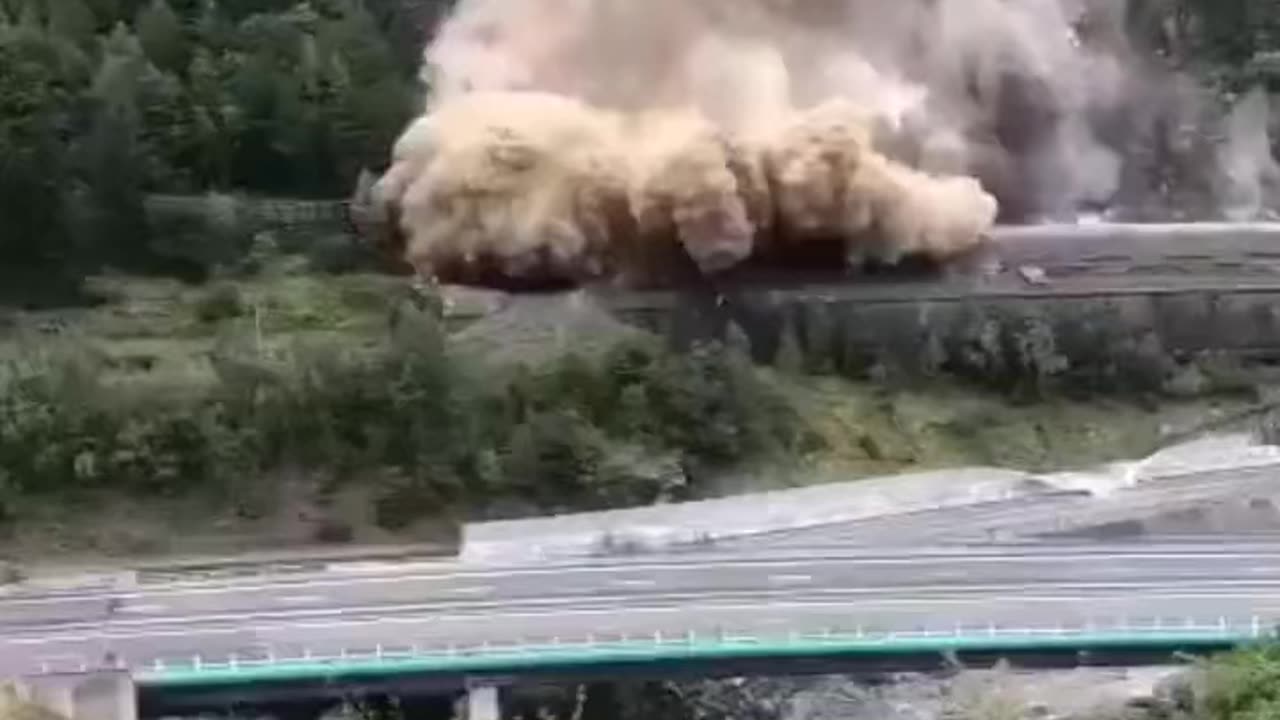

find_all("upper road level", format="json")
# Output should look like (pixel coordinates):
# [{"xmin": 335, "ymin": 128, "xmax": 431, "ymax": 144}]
[{"xmin": 7, "ymin": 543, "xmax": 1280, "ymax": 687}]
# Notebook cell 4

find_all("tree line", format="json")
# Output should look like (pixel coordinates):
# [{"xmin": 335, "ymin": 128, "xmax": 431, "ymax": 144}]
[
  {"xmin": 0, "ymin": 0, "xmax": 442, "ymax": 295},
  {"xmin": 2, "ymin": 0, "xmax": 1279, "ymax": 298}
]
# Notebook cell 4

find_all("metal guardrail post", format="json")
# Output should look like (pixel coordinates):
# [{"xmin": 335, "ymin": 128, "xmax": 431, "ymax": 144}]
[{"xmin": 1253, "ymin": 616, "xmax": 1261, "ymax": 637}]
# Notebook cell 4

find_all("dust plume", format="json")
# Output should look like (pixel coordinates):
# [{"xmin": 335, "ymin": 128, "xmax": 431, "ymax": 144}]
[{"xmin": 372, "ymin": 0, "xmax": 1277, "ymax": 289}]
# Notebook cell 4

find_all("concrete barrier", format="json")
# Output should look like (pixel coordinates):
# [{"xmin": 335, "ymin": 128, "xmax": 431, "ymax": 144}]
[{"xmin": 460, "ymin": 467, "xmax": 1036, "ymax": 563}]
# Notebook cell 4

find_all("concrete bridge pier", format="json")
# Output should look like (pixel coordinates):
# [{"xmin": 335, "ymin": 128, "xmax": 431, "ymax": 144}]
[
  {"xmin": 466, "ymin": 684, "xmax": 501, "ymax": 720},
  {"xmin": 15, "ymin": 670, "xmax": 137, "ymax": 720}
]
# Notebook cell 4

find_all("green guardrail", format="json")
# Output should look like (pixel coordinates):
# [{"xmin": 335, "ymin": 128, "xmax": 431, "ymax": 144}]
[{"xmin": 138, "ymin": 627, "xmax": 1265, "ymax": 689}]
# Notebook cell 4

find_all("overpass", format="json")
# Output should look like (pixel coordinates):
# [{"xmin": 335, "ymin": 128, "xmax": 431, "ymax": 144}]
[
  {"xmin": 131, "ymin": 617, "xmax": 1272, "ymax": 716},
  {"xmin": 7, "ymin": 543, "xmax": 1280, "ymax": 717}
]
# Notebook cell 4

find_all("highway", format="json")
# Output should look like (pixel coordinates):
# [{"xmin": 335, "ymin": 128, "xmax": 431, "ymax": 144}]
[
  {"xmin": 4, "ymin": 451, "xmax": 1279, "ymax": 692},
  {"xmin": 717, "ymin": 463, "xmax": 1280, "ymax": 548},
  {"xmin": 6, "ymin": 543, "xmax": 1280, "ymax": 678}
]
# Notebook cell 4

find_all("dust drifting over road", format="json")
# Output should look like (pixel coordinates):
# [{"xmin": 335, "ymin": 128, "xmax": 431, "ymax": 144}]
[{"xmin": 372, "ymin": 0, "xmax": 1277, "ymax": 289}]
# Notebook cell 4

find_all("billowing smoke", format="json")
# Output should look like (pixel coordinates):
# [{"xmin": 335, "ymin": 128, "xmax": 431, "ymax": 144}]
[{"xmin": 372, "ymin": 0, "xmax": 1277, "ymax": 289}]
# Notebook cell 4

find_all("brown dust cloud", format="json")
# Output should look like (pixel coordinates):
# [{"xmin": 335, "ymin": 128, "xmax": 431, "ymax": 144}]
[{"xmin": 370, "ymin": 0, "xmax": 1279, "ymax": 290}]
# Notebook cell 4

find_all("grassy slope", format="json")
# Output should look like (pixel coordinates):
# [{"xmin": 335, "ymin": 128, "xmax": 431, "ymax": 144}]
[{"xmin": 0, "ymin": 271, "xmax": 1257, "ymax": 561}]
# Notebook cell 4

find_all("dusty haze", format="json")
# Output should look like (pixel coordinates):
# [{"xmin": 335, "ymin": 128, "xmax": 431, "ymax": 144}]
[{"xmin": 372, "ymin": 0, "xmax": 1278, "ymax": 288}]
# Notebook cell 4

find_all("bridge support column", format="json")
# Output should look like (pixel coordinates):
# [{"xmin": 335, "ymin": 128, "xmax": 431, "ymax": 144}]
[
  {"xmin": 16, "ymin": 671, "xmax": 137, "ymax": 720},
  {"xmin": 466, "ymin": 685, "xmax": 500, "ymax": 720}
]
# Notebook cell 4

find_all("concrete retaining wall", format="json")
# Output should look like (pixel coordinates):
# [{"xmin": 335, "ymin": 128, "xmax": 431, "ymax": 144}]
[{"xmin": 460, "ymin": 468, "xmax": 1034, "ymax": 563}]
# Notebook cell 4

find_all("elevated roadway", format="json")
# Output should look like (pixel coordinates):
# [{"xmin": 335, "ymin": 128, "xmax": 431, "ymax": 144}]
[
  {"xmin": 7, "ymin": 543, "xmax": 1280, "ymax": 682},
  {"xmin": 717, "ymin": 463, "xmax": 1280, "ymax": 548}
]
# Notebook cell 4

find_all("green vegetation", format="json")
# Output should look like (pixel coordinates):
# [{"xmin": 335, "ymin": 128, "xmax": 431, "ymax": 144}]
[
  {"xmin": 0, "ymin": 271, "xmax": 1258, "ymax": 557},
  {"xmin": 1, "ymin": 0, "xmax": 1279, "ymax": 296},
  {"xmin": 1198, "ymin": 642, "xmax": 1280, "ymax": 720},
  {"xmin": 0, "ymin": 0, "xmax": 427, "ymax": 294},
  {"xmin": 0, "ymin": 0, "xmax": 1277, "ymax": 557},
  {"xmin": 0, "ymin": 282, "xmax": 814, "ymax": 550}
]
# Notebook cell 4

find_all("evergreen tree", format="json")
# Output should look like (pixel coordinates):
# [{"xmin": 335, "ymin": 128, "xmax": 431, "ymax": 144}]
[
  {"xmin": 48, "ymin": 0, "xmax": 96, "ymax": 48},
  {"xmin": 79, "ymin": 23, "xmax": 153, "ymax": 267},
  {"xmin": 16, "ymin": 0, "xmax": 42, "ymax": 29},
  {"xmin": 82, "ymin": 0, "xmax": 120, "ymax": 29},
  {"xmin": 0, "ymin": 24, "xmax": 91, "ymax": 292},
  {"xmin": 135, "ymin": 0, "xmax": 186, "ymax": 73}
]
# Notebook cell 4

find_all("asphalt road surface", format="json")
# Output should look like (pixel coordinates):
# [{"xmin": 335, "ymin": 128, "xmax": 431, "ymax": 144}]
[
  {"xmin": 6, "ymin": 543, "xmax": 1280, "ymax": 677},
  {"xmin": 717, "ymin": 464, "xmax": 1280, "ymax": 548}
]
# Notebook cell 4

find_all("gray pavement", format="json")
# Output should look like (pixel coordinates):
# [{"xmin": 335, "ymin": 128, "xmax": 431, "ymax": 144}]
[
  {"xmin": 5, "ymin": 456, "xmax": 1280, "ymax": 680},
  {"xmin": 6, "ymin": 543, "xmax": 1280, "ymax": 676},
  {"xmin": 712, "ymin": 458, "xmax": 1280, "ymax": 549}
]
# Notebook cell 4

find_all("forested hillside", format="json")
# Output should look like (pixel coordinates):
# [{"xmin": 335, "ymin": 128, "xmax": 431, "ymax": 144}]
[
  {"xmin": 2, "ymin": 0, "xmax": 1279, "ymax": 291},
  {"xmin": 0, "ymin": 0, "xmax": 445, "ymax": 290}
]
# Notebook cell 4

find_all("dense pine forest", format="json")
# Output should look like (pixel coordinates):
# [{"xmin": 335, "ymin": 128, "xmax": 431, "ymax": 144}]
[
  {"xmin": 0, "ymin": 0, "xmax": 450, "ymax": 290},
  {"xmin": 2, "ymin": 0, "xmax": 1279, "ymax": 289}
]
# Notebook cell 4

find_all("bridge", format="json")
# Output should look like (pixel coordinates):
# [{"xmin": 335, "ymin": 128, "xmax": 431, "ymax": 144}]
[
  {"xmin": 8, "ymin": 458, "xmax": 1280, "ymax": 718},
  {"xmin": 7, "ymin": 541, "xmax": 1280, "ymax": 718}
]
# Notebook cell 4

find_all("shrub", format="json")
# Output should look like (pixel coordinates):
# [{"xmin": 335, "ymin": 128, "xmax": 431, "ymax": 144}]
[
  {"xmin": 193, "ymin": 282, "xmax": 246, "ymax": 324},
  {"xmin": 0, "ymin": 330, "xmax": 807, "ymax": 529},
  {"xmin": 1201, "ymin": 643, "xmax": 1280, "ymax": 720}
]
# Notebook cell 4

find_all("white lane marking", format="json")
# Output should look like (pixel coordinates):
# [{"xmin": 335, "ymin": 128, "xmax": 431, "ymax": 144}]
[
  {"xmin": 11, "ymin": 589, "xmax": 1279, "ymax": 646},
  {"xmin": 8, "ymin": 549, "xmax": 1280, "ymax": 606},
  {"xmin": 118, "ymin": 604, "xmax": 168, "ymax": 614},
  {"xmin": 448, "ymin": 586, "xmax": 495, "ymax": 596},
  {"xmin": 276, "ymin": 595, "xmax": 327, "ymax": 606},
  {"xmin": 768, "ymin": 574, "xmax": 813, "ymax": 585},
  {"xmin": 329, "ymin": 561, "xmax": 451, "ymax": 574},
  {"xmin": 612, "ymin": 579, "xmax": 657, "ymax": 588},
  {"xmin": 11, "ymin": 578, "xmax": 1280, "ymax": 639},
  {"xmin": 923, "ymin": 570, "xmax": 971, "ymax": 581}
]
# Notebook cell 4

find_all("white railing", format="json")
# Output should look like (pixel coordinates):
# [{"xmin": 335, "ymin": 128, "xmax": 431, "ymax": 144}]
[{"xmin": 30, "ymin": 614, "xmax": 1277, "ymax": 677}]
